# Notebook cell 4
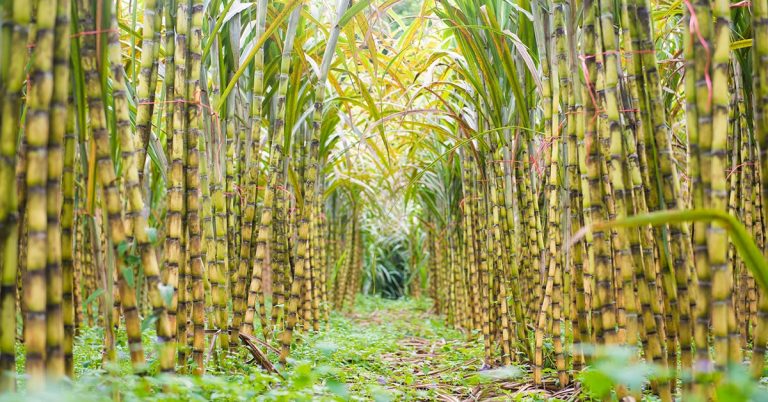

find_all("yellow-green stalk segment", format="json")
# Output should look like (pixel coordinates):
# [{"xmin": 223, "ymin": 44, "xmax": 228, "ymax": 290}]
[
  {"xmin": 186, "ymin": 0, "xmax": 205, "ymax": 373},
  {"xmin": 632, "ymin": 0, "xmax": 693, "ymax": 379},
  {"xmin": 61, "ymin": 102, "xmax": 77, "ymax": 378},
  {"xmin": 103, "ymin": 10, "xmax": 179, "ymax": 375},
  {"xmin": 709, "ymin": 0, "xmax": 735, "ymax": 370},
  {"xmin": 311, "ymin": 197, "xmax": 323, "ymax": 331},
  {"xmin": 135, "ymin": 0, "xmax": 162, "ymax": 185},
  {"xmin": 528, "ymin": 151, "xmax": 544, "ymax": 318},
  {"xmin": 620, "ymin": 0, "xmax": 670, "ymax": 395},
  {"xmin": 487, "ymin": 155, "xmax": 512, "ymax": 365},
  {"xmin": 90, "ymin": 212, "xmax": 117, "ymax": 365},
  {"xmin": 331, "ymin": 213, "xmax": 343, "ymax": 309},
  {"xmin": 273, "ymin": 167, "xmax": 290, "ymax": 332},
  {"xmin": 234, "ymin": 117, "xmax": 247, "ymax": 287},
  {"xmin": 0, "ymin": 0, "xmax": 30, "ymax": 390},
  {"xmin": 741, "ymin": 37, "xmax": 768, "ymax": 378},
  {"xmin": 77, "ymin": 0, "xmax": 146, "ymax": 370},
  {"xmin": 510, "ymin": 144, "xmax": 534, "ymax": 357},
  {"xmin": 616, "ymin": 0, "xmax": 648, "ymax": 339},
  {"xmin": 318, "ymin": 198, "xmax": 330, "ymax": 323},
  {"xmin": 432, "ymin": 231, "xmax": 443, "ymax": 317},
  {"xmin": 333, "ymin": 209, "xmax": 354, "ymax": 310},
  {"xmin": 349, "ymin": 224, "xmax": 364, "ymax": 307},
  {"xmin": 580, "ymin": 0, "xmax": 612, "ymax": 348},
  {"xmin": 164, "ymin": 0, "xmax": 176, "ymax": 163},
  {"xmin": 546, "ymin": 2, "xmax": 567, "ymax": 377},
  {"xmin": 345, "ymin": 211, "xmax": 362, "ymax": 310},
  {"xmin": 741, "ymin": 65, "xmax": 768, "ymax": 377},
  {"xmin": 750, "ymin": 211, "xmax": 768, "ymax": 375},
  {"xmin": 518, "ymin": 147, "xmax": 540, "ymax": 322},
  {"xmin": 244, "ymin": 143, "xmax": 277, "ymax": 339},
  {"xmin": 755, "ymin": 0, "xmax": 768, "ymax": 293},
  {"xmin": 233, "ymin": 0, "xmax": 267, "ymax": 344},
  {"xmin": 687, "ymin": 0, "xmax": 714, "ymax": 382},
  {"xmin": 200, "ymin": 111, "xmax": 216, "ymax": 327},
  {"xmin": 575, "ymin": 46, "xmax": 596, "ymax": 352},
  {"xmin": 166, "ymin": 0, "xmax": 191, "ymax": 366},
  {"xmin": 243, "ymin": 5, "xmax": 301, "ymax": 342},
  {"xmin": 45, "ymin": 0, "xmax": 72, "ymax": 378},
  {"xmin": 72, "ymin": 211, "xmax": 84, "ymax": 329},
  {"xmin": 81, "ymin": 224, "xmax": 93, "ymax": 327},
  {"xmin": 595, "ymin": 0, "xmax": 638, "ymax": 348},
  {"xmin": 494, "ymin": 149, "xmax": 527, "ymax": 359},
  {"xmin": 727, "ymin": 102, "xmax": 744, "ymax": 341},
  {"xmin": 176, "ymin": 1, "xmax": 192, "ymax": 366},
  {"xmin": 0, "ymin": 0, "xmax": 26, "ymax": 237},
  {"xmin": 224, "ymin": 98, "xmax": 237, "ymax": 318},
  {"xmin": 561, "ymin": 6, "xmax": 589, "ymax": 368},
  {"xmin": 472, "ymin": 157, "xmax": 492, "ymax": 365},
  {"xmin": 212, "ymin": 170, "xmax": 230, "ymax": 352},
  {"xmin": 726, "ymin": 82, "xmax": 743, "ymax": 345},
  {"xmin": 460, "ymin": 150, "xmax": 481, "ymax": 331},
  {"xmin": 534, "ymin": 129, "xmax": 563, "ymax": 386},
  {"xmin": 285, "ymin": 0, "xmax": 348, "ymax": 344},
  {"xmin": 515, "ymin": 158, "xmax": 533, "ymax": 322},
  {"xmin": 338, "ymin": 214, "xmax": 353, "ymax": 309},
  {"xmin": 24, "ymin": 0, "xmax": 57, "ymax": 384},
  {"xmin": 443, "ymin": 231, "xmax": 452, "ymax": 324},
  {"xmin": 276, "ymin": 3, "xmax": 305, "ymax": 364},
  {"xmin": 146, "ymin": 0, "xmax": 163, "ymax": 182},
  {"xmin": 726, "ymin": 72, "xmax": 743, "ymax": 359},
  {"xmin": 552, "ymin": 0, "xmax": 574, "ymax": 383}
]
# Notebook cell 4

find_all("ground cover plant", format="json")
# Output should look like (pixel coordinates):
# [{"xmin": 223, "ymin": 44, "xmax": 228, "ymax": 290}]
[{"xmin": 3, "ymin": 0, "xmax": 768, "ymax": 400}]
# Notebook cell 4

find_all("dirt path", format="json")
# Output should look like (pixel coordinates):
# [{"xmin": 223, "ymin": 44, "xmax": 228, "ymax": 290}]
[{"xmin": 334, "ymin": 298, "xmax": 580, "ymax": 401}]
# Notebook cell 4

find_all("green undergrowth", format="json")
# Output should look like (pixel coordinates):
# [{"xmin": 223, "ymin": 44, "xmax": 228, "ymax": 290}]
[
  {"xmin": 0, "ymin": 296, "xmax": 534, "ymax": 401},
  {"xmin": 16, "ymin": 296, "xmax": 765, "ymax": 401}
]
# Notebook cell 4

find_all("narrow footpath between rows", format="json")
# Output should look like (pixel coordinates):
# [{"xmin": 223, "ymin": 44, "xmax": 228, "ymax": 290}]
[{"xmin": 292, "ymin": 296, "xmax": 581, "ymax": 401}]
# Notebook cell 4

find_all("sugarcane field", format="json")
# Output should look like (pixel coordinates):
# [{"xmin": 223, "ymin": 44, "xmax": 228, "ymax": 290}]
[{"xmin": 5, "ymin": 0, "xmax": 768, "ymax": 400}]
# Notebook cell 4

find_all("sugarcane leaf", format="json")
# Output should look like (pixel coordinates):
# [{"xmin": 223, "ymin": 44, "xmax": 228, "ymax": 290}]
[
  {"xmin": 505, "ymin": 30, "xmax": 542, "ymax": 91},
  {"xmin": 141, "ymin": 313, "xmax": 158, "ymax": 332},
  {"xmin": 84, "ymin": 289, "xmax": 106, "ymax": 306},
  {"xmin": 595, "ymin": 209, "xmax": 768, "ymax": 293},
  {"xmin": 217, "ymin": 0, "xmax": 303, "ymax": 111},
  {"xmin": 122, "ymin": 267, "xmax": 136, "ymax": 288},
  {"xmin": 222, "ymin": 0, "xmax": 250, "ymax": 26},
  {"xmin": 731, "ymin": 39, "xmax": 752, "ymax": 50},
  {"xmin": 117, "ymin": 240, "xmax": 131, "ymax": 256},
  {"xmin": 339, "ymin": 0, "xmax": 374, "ymax": 28}
]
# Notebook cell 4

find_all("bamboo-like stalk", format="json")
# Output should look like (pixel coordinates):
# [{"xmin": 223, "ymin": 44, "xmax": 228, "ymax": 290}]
[
  {"xmin": 619, "ymin": 1, "xmax": 669, "ymax": 397},
  {"xmin": 135, "ymin": 0, "xmax": 162, "ymax": 185},
  {"xmin": 164, "ymin": 0, "xmax": 191, "ymax": 368},
  {"xmin": 186, "ymin": 0, "xmax": 205, "ymax": 374},
  {"xmin": 580, "ymin": 0, "xmax": 613, "ymax": 349},
  {"xmin": 272, "ymin": 165, "xmax": 290, "ymax": 332},
  {"xmin": 77, "ymin": 0, "xmax": 146, "ymax": 371},
  {"xmin": 24, "ymin": 0, "xmax": 58, "ymax": 385},
  {"xmin": 0, "ymin": 0, "xmax": 28, "ymax": 390},
  {"xmin": 709, "ymin": 0, "xmax": 735, "ymax": 370},
  {"xmin": 281, "ymin": 0, "xmax": 348, "ymax": 360},
  {"xmin": 687, "ymin": 0, "xmax": 715, "ymax": 385},
  {"xmin": 270, "ymin": 3, "xmax": 302, "ymax": 363},
  {"xmin": 631, "ymin": 0, "xmax": 693, "ymax": 382},
  {"xmin": 460, "ymin": 151, "xmax": 481, "ymax": 331},
  {"xmin": 61, "ymin": 102, "xmax": 77, "ymax": 379},
  {"xmin": 233, "ymin": 0, "xmax": 267, "ymax": 341},
  {"xmin": 242, "ymin": 4, "xmax": 301, "ymax": 339},
  {"xmin": 45, "ymin": 0, "xmax": 72, "ymax": 379}
]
